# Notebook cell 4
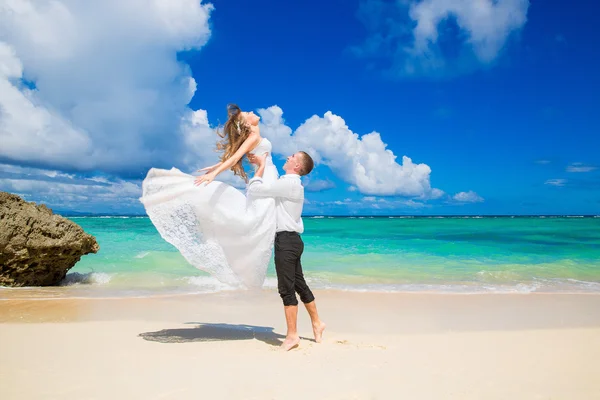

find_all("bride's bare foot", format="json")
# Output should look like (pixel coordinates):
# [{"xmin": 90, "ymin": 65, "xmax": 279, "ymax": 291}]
[
  {"xmin": 281, "ymin": 335, "xmax": 300, "ymax": 351},
  {"xmin": 313, "ymin": 322, "xmax": 326, "ymax": 343}
]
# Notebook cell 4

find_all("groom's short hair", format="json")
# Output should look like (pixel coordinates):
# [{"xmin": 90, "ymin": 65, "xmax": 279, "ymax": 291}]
[{"xmin": 298, "ymin": 151, "xmax": 314, "ymax": 176}]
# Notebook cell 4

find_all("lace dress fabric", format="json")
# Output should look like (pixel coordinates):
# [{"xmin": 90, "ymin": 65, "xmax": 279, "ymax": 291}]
[{"xmin": 139, "ymin": 138, "xmax": 278, "ymax": 288}]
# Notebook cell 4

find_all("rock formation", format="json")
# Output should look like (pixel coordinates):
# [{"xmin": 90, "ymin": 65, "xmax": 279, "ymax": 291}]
[{"xmin": 0, "ymin": 192, "xmax": 99, "ymax": 287}]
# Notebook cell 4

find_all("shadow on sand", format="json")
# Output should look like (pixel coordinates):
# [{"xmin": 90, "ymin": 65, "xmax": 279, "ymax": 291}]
[{"xmin": 139, "ymin": 323, "xmax": 314, "ymax": 347}]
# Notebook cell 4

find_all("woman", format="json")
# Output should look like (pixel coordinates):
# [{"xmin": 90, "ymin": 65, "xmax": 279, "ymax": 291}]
[{"xmin": 140, "ymin": 104, "xmax": 278, "ymax": 288}]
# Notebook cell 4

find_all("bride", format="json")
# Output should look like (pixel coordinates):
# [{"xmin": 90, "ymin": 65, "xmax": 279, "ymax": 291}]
[{"xmin": 139, "ymin": 104, "xmax": 279, "ymax": 288}]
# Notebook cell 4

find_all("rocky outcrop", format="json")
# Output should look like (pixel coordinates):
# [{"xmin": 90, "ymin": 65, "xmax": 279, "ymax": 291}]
[{"xmin": 0, "ymin": 192, "xmax": 99, "ymax": 287}]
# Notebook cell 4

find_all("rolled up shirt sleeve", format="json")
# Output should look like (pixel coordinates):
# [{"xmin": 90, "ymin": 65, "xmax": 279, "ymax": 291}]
[{"xmin": 247, "ymin": 177, "xmax": 303, "ymax": 200}]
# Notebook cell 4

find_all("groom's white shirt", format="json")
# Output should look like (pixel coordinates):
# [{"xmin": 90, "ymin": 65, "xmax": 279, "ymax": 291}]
[{"xmin": 247, "ymin": 174, "xmax": 304, "ymax": 234}]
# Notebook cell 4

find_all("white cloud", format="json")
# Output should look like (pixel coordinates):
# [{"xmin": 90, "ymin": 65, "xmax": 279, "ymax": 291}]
[
  {"xmin": 566, "ymin": 163, "xmax": 597, "ymax": 173},
  {"xmin": 0, "ymin": 0, "xmax": 213, "ymax": 173},
  {"xmin": 180, "ymin": 109, "xmax": 218, "ymax": 167},
  {"xmin": 427, "ymin": 188, "xmax": 446, "ymax": 200},
  {"xmin": 401, "ymin": 199, "xmax": 429, "ymax": 208},
  {"xmin": 0, "ymin": 41, "xmax": 93, "ymax": 169},
  {"xmin": 0, "ymin": 164, "xmax": 142, "ymax": 212},
  {"xmin": 545, "ymin": 179, "xmax": 566, "ymax": 187},
  {"xmin": 354, "ymin": 0, "xmax": 530, "ymax": 77},
  {"xmin": 42, "ymin": 171, "xmax": 75, "ymax": 179},
  {"xmin": 410, "ymin": 0, "xmax": 529, "ymax": 62},
  {"xmin": 367, "ymin": 197, "xmax": 427, "ymax": 208},
  {"xmin": 452, "ymin": 190, "xmax": 484, "ymax": 203},
  {"xmin": 308, "ymin": 197, "xmax": 429, "ymax": 211},
  {"xmin": 258, "ymin": 106, "xmax": 441, "ymax": 198},
  {"xmin": 303, "ymin": 178, "xmax": 336, "ymax": 192},
  {"xmin": 257, "ymin": 105, "xmax": 298, "ymax": 156},
  {"xmin": 1, "ymin": 1, "xmax": 452, "ymax": 210}
]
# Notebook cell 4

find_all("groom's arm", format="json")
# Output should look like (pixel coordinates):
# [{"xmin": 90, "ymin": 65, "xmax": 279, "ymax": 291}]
[
  {"xmin": 247, "ymin": 153, "xmax": 303, "ymax": 200},
  {"xmin": 247, "ymin": 177, "xmax": 303, "ymax": 200}
]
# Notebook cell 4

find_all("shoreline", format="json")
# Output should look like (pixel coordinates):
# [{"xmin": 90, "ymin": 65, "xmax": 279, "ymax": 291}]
[
  {"xmin": 2, "ymin": 286, "xmax": 600, "ymax": 302},
  {"xmin": 63, "ymin": 214, "xmax": 600, "ymax": 218}
]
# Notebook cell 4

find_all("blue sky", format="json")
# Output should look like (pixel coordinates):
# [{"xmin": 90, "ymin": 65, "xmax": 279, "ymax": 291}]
[{"xmin": 1, "ymin": 0, "xmax": 599, "ymax": 215}]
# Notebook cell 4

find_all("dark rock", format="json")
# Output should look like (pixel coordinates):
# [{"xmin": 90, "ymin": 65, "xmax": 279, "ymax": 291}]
[{"xmin": 0, "ymin": 192, "xmax": 99, "ymax": 287}]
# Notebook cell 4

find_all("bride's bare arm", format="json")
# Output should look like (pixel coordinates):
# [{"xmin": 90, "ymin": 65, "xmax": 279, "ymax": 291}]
[
  {"xmin": 213, "ymin": 134, "xmax": 261, "ymax": 176},
  {"xmin": 194, "ymin": 134, "xmax": 261, "ymax": 185},
  {"xmin": 197, "ymin": 162, "xmax": 223, "ymax": 173},
  {"xmin": 247, "ymin": 153, "xmax": 266, "ymax": 178}
]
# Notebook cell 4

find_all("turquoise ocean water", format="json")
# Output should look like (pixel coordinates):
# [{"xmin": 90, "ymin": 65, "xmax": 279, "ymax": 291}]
[{"xmin": 2, "ymin": 216, "xmax": 600, "ymax": 298}]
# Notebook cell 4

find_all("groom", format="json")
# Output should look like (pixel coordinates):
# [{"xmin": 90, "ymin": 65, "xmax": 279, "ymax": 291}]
[{"xmin": 247, "ymin": 151, "xmax": 326, "ymax": 351}]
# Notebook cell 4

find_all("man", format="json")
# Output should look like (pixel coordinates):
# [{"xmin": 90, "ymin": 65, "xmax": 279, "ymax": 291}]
[{"xmin": 247, "ymin": 151, "xmax": 326, "ymax": 351}]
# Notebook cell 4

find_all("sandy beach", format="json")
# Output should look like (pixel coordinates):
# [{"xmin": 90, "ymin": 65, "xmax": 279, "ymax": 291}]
[{"xmin": 1, "ymin": 291, "xmax": 600, "ymax": 399}]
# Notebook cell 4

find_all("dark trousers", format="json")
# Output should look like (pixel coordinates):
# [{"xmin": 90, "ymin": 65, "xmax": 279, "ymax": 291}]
[{"xmin": 274, "ymin": 231, "xmax": 315, "ymax": 306}]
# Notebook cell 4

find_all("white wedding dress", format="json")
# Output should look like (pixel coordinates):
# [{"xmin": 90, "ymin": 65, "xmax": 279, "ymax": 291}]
[{"xmin": 139, "ymin": 138, "xmax": 278, "ymax": 288}]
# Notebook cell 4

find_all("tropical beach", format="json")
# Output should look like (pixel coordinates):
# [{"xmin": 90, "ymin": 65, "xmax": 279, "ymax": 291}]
[
  {"xmin": 2, "ymin": 0, "xmax": 600, "ymax": 398},
  {"xmin": 2, "ymin": 217, "xmax": 600, "ymax": 398}
]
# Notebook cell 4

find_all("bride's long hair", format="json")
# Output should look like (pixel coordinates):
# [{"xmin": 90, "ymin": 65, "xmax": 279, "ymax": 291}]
[{"xmin": 216, "ymin": 104, "xmax": 252, "ymax": 182}]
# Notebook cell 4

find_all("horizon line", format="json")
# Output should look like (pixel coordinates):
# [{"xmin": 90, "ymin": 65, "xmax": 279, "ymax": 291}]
[{"xmin": 57, "ymin": 212, "xmax": 600, "ymax": 218}]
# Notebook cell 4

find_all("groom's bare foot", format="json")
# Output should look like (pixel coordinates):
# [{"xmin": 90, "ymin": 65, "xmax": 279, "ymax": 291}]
[
  {"xmin": 281, "ymin": 336, "xmax": 300, "ymax": 351},
  {"xmin": 313, "ymin": 322, "xmax": 326, "ymax": 343}
]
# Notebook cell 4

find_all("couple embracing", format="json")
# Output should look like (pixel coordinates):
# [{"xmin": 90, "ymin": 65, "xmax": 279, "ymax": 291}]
[{"xmin": 140, "ymin": 104, "xmax": 325, "ymax": 350}]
